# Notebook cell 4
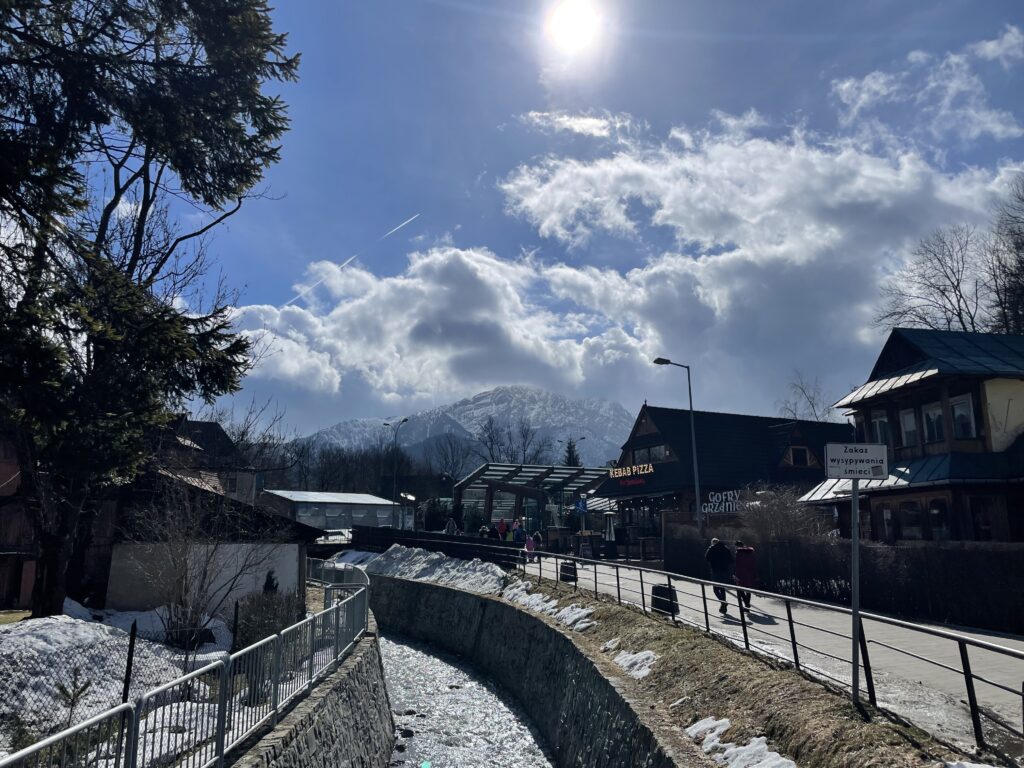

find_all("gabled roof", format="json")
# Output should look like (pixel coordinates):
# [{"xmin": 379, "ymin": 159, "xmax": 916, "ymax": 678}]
[
  {"xmin": 263, "ymin": 490, "xmax": 397, "ymax": 506},
  {"xmin": 835, "ymin": 328, "xmax": 1024, "ymax": 408},
  {"xmin": 596, "ymin": 405, "xmax": 852, "ymax": 497}
]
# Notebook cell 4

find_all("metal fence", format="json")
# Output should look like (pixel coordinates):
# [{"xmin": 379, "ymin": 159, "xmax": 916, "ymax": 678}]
[
  {"xmin": 0, "ymin": 575, "xmax": 368, "ymax": 768},
  {"xmin": 357, "ymin": 533, "xmax": 1024, "ymax": 761}
]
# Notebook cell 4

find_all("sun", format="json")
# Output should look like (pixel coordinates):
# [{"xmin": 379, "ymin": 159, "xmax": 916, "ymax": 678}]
[{"xmin": 544, "ymin": 0, "xmax": 603, "ymax": 56}]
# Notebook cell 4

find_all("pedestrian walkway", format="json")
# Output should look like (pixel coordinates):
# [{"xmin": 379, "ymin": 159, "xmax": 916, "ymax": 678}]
[{"xmin": 524, "ymin": 557, "xmax": 1024, "ymax": 759}]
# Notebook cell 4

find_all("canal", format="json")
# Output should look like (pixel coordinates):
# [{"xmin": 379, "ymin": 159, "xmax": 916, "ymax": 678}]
[{"xmin": 380, "ymin": 635, "xmax": 554, "ymax": 768}]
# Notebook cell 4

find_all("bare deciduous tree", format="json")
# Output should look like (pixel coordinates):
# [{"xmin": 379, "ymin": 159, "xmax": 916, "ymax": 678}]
[
  {"xmin": 777, "ymin": 370, "xmax": 844, "ymax": 422},
  {"xmin": 428, "ymin": 432, "xmax": 475, "ymax": 481},
  {"xmin": 875, "ymin": 224, "xmax": 989, "ymax": 333},
  {"xmin": 740, "ymin": 485, "xmax": 836, "ymax": 541}
]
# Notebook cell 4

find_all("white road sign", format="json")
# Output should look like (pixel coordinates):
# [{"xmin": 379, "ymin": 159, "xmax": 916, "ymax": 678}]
[{"xmin": 825, "ymin": 443, "xmax": 888, "ymax": 480}]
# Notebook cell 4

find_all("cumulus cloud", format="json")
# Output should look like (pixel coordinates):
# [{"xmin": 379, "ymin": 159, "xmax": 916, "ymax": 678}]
[{"xmin": 831, "ymin": 27, "xmax": 1023, "ymax": 142}]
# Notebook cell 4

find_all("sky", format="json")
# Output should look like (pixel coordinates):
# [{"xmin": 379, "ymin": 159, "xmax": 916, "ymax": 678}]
[{"xmin": 212, "ymin": 0, "xmax": 1024, "ymax": 433}]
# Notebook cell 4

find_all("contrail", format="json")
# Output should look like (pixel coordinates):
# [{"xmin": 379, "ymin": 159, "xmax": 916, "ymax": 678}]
[
  {"xmin": 379, "ymin": 213, "xmax": 420, "ymax": 240},
  {"xmin": 281, "ymin": 213, "xmax": 422, "ymax": 307},
  {"xmin": 282, "ymin": 253, "xmax": 358, "ymax": 307}
]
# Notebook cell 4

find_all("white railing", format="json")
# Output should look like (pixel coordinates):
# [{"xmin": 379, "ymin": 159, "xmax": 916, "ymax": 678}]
[{"xmin": 0, "ymin": 580, "xmax": 368, "ymax": 768}]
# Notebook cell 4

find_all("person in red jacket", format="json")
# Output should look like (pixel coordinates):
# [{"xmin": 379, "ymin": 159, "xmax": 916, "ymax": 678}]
[{"xmin": 733, "ymin": 540, "xmax": 757, "ymax": 609}]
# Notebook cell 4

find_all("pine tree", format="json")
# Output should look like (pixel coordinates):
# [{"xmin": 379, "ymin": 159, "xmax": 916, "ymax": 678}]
[{"xmin": 562, "ymin": 438, "xmax": 582, "ymax": 467}]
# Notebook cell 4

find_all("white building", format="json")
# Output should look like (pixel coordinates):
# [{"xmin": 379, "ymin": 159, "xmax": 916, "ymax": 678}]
[{"xmin": 260, "ymin": 490, "xmax": 399, "ymax": 531}]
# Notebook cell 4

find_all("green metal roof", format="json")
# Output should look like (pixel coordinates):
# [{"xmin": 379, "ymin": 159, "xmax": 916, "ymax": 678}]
[{"xmin": 835, "ymin": 328, "xmax": 1024, "ymax": 408}]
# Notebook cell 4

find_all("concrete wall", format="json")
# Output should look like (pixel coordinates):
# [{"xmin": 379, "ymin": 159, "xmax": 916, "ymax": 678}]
[
  {"xmin": 234, "ymin": 615, "xmax": 394, "ymax": 768},
  {"xmin": 106, "ymin": 542, "xmax": 302, "ymax": 615},
  {"xmin": 369, "ymin": 575, "xmax": 687, "ymax": 768}
]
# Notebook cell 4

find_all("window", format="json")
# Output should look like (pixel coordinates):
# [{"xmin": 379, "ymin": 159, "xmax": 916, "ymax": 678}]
[
  {"xmin": 790, "ymin": 446, "xmax": 809, "ymax": 467},
  {"xmin": 871, "ymin": 410, "xmax": 889, "ymax": 444},
  {"xmin": 922, "ymin": 402, "xmax": 944, "ymax": 443},
  {"xmin": 650, "ymin": 444, "xmax": 671, "ymax": 462},
  {"xmin": 633, "ymin": 447, "xmax": 650, "ymax": 463},
  {"xmin": 969, "ymin": 497, "xmax": 994, "ymax": 541},
  {"xmin": 899, "ymin": 501, "xmax": 923, "ymax": 540},
  {"xmin": 899, "ymin": 409, "xmax": 918, "ymax": 447},
  {"xmin": 928, "ymin": 499, "xmax": 950, "ymax": 540},
  {"xmin": 227, "ymin": 476, "xmax": 238, "ymax": 493},
  {"xmin": 950, "ymin": 395, "xmax": 976, "ymax": 439},
  {"xmin": 879, "ymin": 504, "xmax": 895, "ymax": 541}
]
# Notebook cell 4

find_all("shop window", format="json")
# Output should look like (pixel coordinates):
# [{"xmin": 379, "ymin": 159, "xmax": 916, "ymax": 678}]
[
  {"xmin": 899, "ymin": 500, "xmax": 923, "ymax": 540},
  {"xmin": 950, "ymin": 395, "xmax": 976, "ymax": 439},
  {"xmin": 650, "ymin": 444, "xmax": 671, "ymax": 462},
  {"xmin": 928, "ymin": 499, "xmax": 950, "ymax": 540},
  {"xmin": 969, "ymin": 497, "xmax": 994, "ymax": 541},
  {"xmin": 633, "ymin": 447, "xmax": 650, "ymax": 463},
  {"xmin": 871, "ymin": 410, "xmax": 889, "ymax": 445},
  {"xmin": 790, "ymin": 446, "xmax": 809, "ymax": 467},
  {"xmin": 899, "ymin": 409, "xmax": 918, "ymax": 447},
  {"xmin": 923, "ymin": 402, "xmax": 944, "ymax": 443}
]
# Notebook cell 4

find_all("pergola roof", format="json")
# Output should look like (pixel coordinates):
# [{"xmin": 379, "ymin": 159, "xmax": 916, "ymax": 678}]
[{"xmin": 454, "ymin": 463, "xmax": 609, "ymax": 497}]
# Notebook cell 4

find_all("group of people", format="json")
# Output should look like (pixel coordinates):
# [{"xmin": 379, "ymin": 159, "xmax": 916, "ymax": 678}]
[{"xmin": 704, "ymin": 538, "xmax": 757, "ymax": 615}]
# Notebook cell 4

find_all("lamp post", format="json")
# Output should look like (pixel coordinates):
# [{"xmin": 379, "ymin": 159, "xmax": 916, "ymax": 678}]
[
  {"xmin": 653, "ymin": 357, "xmax": 703, "ymax": 538},
  {"xmin": 383, "ymin": 417, "xmax": 408, "ymax": 505}
]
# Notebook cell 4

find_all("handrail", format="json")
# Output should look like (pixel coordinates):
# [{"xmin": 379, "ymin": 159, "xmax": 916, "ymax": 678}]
[{"xmin": 0, "ymin": 576, "xmax": 370, "ymax": 768}]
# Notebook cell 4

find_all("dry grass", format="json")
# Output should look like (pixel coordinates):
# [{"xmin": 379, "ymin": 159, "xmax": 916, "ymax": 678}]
[
  {"xmin": 510, "ymin": 577, "xmax": 982, "ymax": 768},
  {"xmin": 0, "ymin": 610, "xmax": 29, "ymax": 626},
  {"xmin": 306, "ymin": 584, "xmax": 326, "ymax": 613}
]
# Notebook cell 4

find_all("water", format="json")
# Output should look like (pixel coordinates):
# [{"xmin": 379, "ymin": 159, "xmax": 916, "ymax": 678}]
[{"xmin": 380, "ymin": 635, "xmax": 554, "ymax": 768}]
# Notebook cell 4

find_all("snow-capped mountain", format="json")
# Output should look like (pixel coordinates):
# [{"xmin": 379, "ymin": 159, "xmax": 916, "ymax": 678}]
[{"xmin": 299, "ymin": 385, "xmax": 634, "ymax": 467}]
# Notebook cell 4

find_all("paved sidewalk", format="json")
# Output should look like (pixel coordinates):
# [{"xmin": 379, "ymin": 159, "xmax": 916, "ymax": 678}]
[{"xmin": 523, "ymin": 557, "xmax": 1024, "ymax": 759}]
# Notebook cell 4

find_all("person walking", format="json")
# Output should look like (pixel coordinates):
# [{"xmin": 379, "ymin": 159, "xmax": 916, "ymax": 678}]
[
  {"xmin": 497, "ymin": 518, "xmax": 508, "ymax": 539},
  {"xmin": 513, "ymin": 523, "xmax": 526, "ymax": 545},
  {"xmin": 734, "ymin": 540, "xmax": 756, "ymax": 609},
  {"xmin": 444, "ymin": 515, "xmax": 457, "ymax": 536},
  {"xmin": 524, "ymin": 532, "xmax": 536, "ymax": 562},
  {"xmin": 704, "ymin": 537, "xmax": 734, "ymax": 615}
]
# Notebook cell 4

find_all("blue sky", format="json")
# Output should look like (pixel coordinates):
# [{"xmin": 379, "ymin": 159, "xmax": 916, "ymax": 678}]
[{"xmin": 215, "ymin": 1, "xmax": 1024, "ymax": 432}]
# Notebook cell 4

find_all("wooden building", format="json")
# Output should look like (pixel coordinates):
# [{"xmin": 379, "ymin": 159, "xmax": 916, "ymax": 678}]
[{"xmin": 801, "ymin": 328, "xmax": 1024, "ymax": 542}]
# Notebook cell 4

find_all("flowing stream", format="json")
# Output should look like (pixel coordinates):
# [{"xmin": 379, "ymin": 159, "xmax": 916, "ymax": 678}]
[{"xmin": 380, "ymin": 635, "xmax": 554, "ymax": 768}]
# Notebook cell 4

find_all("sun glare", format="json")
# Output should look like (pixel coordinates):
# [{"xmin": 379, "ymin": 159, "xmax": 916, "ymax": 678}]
[{"xmin": 545, "ymin": 0, "xmax": 603, "ymax": 56}]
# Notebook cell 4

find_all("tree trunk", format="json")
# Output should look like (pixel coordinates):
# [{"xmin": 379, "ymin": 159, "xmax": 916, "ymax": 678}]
[{"xmin": 31, "ymin": 532, "xmax": 73, "ymax": 617}]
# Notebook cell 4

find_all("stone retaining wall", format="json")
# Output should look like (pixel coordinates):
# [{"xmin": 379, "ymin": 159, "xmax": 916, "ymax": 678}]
[
  {"xmin": 369, "ymin": 575, "xmax": 697, "ymax": 768},
  {"xmin": 232, "ymin": 614, "xmax": 394, "ymax": 768}
]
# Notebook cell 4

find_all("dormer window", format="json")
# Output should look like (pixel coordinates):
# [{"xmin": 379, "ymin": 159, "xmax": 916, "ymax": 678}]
[
  {"xmin": 950, "ymin": 394, "xmax": 976, "ymax": 439},
  {"xmin": 923, "ymin": 402, "xmax": 944, "ymax": 443}
]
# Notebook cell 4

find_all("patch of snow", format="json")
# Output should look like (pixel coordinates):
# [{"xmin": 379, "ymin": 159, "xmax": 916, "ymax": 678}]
[
  {"xmin": 614, "ymin": 650, "xmax": 657, "ymax": 679},
  {"xmin": 669, "ymin": 697, "xmax": 687, "ymax": 709},
  {"xmin": 685, "ymin": 716, "xmax": 796, "ymax": 767},
  {"xmin": 502, "ymin": 580, "xmax": 559, "ymax": 615},
  {"xmin": 331, "ymin": 549, "xmax": 379, "ymax": 566},
  {"xmin": 553, "ymin": 604, "xmax": 595, "ymax": 630},
  {"xmin": 944, "ymin": 763, "xmax": 1000, "ymax": 768},
  {"xmin": 366, "ymin": 545, "xmax": 508, "ymax": 595},
  {"xmin": 573, "ymin": 619, "xmax": 597, "ymax": 632},
  {"xmin": 601, "ymin": 637, "xmax": 621, "ymax": 653},
  {"xmin": 62, "ymin": 598, "xmax": 97, "ymax": 621}
]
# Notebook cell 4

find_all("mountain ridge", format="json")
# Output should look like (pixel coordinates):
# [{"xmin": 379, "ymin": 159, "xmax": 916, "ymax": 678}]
[{"xmin": 298, "ymin": 385, "xmax": 634, "ymax": 467}]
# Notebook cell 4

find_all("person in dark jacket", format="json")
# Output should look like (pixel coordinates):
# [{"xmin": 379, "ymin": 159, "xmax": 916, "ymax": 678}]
[
  {"xmin": 734, "ymin": 540, "xmax": 756, "ymax": 608},
  {"xmin": 704, "ymin": 538, "xmax": 734, "ymax": 615}
]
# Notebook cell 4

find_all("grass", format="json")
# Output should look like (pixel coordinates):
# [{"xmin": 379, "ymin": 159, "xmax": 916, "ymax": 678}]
[{"xmin": 0, "ymin": 609, "xmax": 29, "ymax": 625}]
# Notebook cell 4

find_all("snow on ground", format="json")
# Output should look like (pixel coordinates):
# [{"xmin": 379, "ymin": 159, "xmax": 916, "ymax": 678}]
[
  {"xmin": 685, "ymin": 717, "xmax": 796, "ymax": 768},
  {"xmin": 331, "ymin": 549, "xmax": 380, "ymax": 566},
  {"xmin": 366, "ymin": 545, "xmax": 508, "ymax": 594},
  {"xmin": 0, "ymin": 615, "xmax": 187, "ymax": 737},
  {"xmin": 613, "ymin": 650, "xmax": 657, "ymax": 679},
  {"xmin": 601, "ymin": 637, "xmax": 621, "ymax": 652},
  {"xmin": 503, "ymin": 580, "xmax": 559, "ymax": 614},
  {"xmin": 943, "ymin": 763, "xmax": 1000, "ymax": 768}
]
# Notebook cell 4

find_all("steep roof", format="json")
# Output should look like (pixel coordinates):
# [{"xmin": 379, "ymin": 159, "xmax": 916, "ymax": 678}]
[
  {"xmin": 263, "ymin": 490, "xmax": 397, "ymax": 506},
  {"xmin": 835, "ymin": 328, "xmax": 1024, "ymax": 408},
  {"xmin": 595, "ymin": 405, "xmax": 852, "ymax": 497}
]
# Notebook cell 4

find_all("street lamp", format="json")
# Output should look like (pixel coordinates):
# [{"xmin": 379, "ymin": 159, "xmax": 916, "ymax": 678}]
[
  {"xmin": 383, "ymin": 417, "xmax": 409, "ymax": 504},
  {"xmin": 653, "ymin": 357, "xmax": 703, "ymax": 537}
]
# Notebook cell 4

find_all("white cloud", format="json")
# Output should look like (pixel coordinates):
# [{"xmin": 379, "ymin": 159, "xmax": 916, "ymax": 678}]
[
  {"xmin": 969, "ymin": 24, "xmax": 1024, "ymax": 68},
  {"xmin": 831, "ymin": 27, "xmax": 1023, "ymax": 143},
  {"xmin": 521, "ymin": 110, "xmax": 639, "ymax": 141}
]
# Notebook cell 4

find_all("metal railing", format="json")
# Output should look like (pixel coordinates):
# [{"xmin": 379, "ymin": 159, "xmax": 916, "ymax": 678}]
[
  {"xmin": 359, "ymin": 533, "xmax": 1024, "ymax": 760},
  {"xmin": 0, "ymin": 579, "xmax": 368, "ymax": 768}
]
